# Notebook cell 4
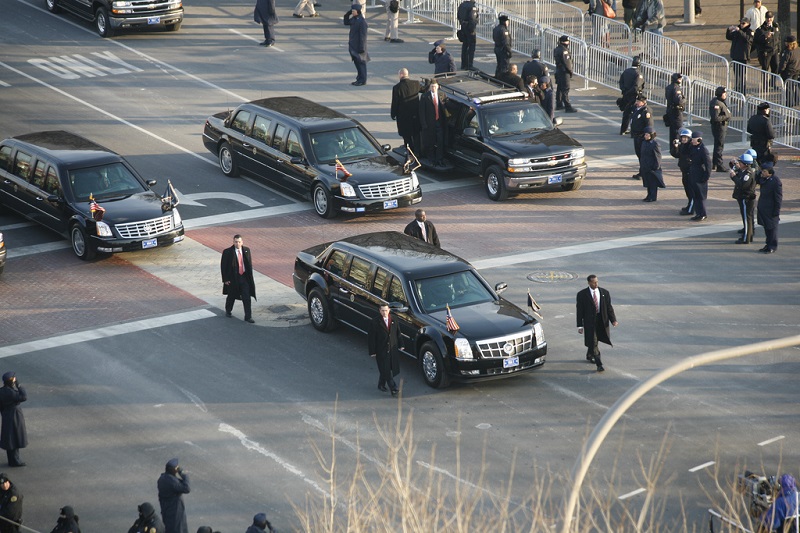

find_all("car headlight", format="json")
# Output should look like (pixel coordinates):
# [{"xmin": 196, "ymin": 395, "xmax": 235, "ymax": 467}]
[
  {"xmin": 172, "ymin": 208, "xmax": 182, "ymax": 227},
  {"xmin": 508, "ymin": 158, "xmax": 532, "ymax": 173},
  {"xmin": 339, "ymin": 182, "xmax": 357, "ymax": 198},
  {"xmin": 454, "ymin": 338, "xmax": 474, "ymax": 360},
  {"xmin": 571, "ymin": 148, "xmax": 585, "ymax": 164},
  {"xmin": 532, "ymin": 322, "xmax": 546, "ymax": 347},
  {"xmin": 410, "ymin": 171, "xmax": 419, "ymax": 189},
  {"xmin": 112, "ymin": 0, "xmax": 132, "ymax": 6},
  {"xmin": 95, "ymin": 221, "xmax": 113, "ymax": 237}
]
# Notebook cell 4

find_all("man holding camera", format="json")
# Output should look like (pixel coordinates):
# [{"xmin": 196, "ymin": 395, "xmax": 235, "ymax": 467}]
[
  {"xmin": 730, "ymin": 153, "xmax": 757, "ymax": 244},
  {"xmin": 709, "ymin": 87, "xmax": 731, "ymax": 171},
  {"xmin": 158, "ymin": 458, "xmax": 190, "ymax": 533},
  {"xmin": 727, "ymin": 18, "xmax": 754, "ymax": 94}
]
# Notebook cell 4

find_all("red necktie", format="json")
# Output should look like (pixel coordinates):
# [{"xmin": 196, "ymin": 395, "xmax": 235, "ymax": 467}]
[
  {"xmin": 593, "ymin": 290, "xmax": 599, "ymax": 313},
  {"xmin": 433, "ymin": 94, "xmax": 439, "ymax": 120},
  {"xmin": 237, "ymin": 250, "xmax": 244, "ymax": 275}
]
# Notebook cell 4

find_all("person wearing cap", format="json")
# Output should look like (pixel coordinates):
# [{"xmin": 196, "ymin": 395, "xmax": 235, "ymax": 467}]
[
  {"xmin": 754, "ymin": 12, "xmax": 780, "ymax": 74},
  {"xmin": 344, "ymin": 3, "xmax": 369, "ymax": 86},
  {"xmin": 664, "ymin": 72, "xmax": 685, "ymax": 157},
  {"xmin": 390, "ymin": 68, "xmax": 422, "ymax": 155},
  {"xmin": 0, "ymin": 372, "xmax": 26, "ymax": 468},
  {"xmin": 688, "ymin": 130, "xmax": 711, "ymax": 221},
  {"xmin": 457, "ymin": 0, "xmax": 478, "ymax": 69},
  {"xmin": 539, "ymin": 75, "xmax": 555, "ymax": 122},
  {"xmin": 382, "ymin": 0, "xmax": 403, "ymax": 43},
  {"xmin": 730, "ymin": 153, "xmax": 757, "ymax": 243},
  {"xmin": 246, "ymin": 512, "xmax": 275, "ymax": 532},
  {"xmin": 157, "ymin": 458, "xmax": 190, "ymax": 533},
  {"xmin": 744, "ymin": 0, "xmax": 767, "ymax": 33},
  {"xmin": 727, "ymin": 18, "xmax": 754, "ymax": 94},
  {"xmin": 756, "ymin": 161, "xmax": 782, "ymax": 253},
  {"xmin": 639, "ymin": 126, "xmax": 664, "ymax": 202},
  {"xmin": 195, "ymin": 527, "xmax": 219, "ymax": 533},
  {"xmin": 493, "ymin": 14, "xmax": 512, "ymax": 79},
  {"xmin": 428, "ymin": 40, "xmax": 455, "ymax": 74},
  {"xmin": 0, "ymin": 473, "xmax": 22, "ymax": 533},
  {"xmin": 49, "ymin": 505, "xmax": 80, "ymax": 533},
  {"xmin": 128, "ymin": 502, "xmax": 164, "ymax": 533},
  {"xmin": 676, "ymin": 128, "xmax": 694, "ymax": 215},
  {"xmin": 747, "ymin": 102, "xmax": 775, "ymax": 163},
  {"xmin": 709, "ymin": 87, "xmax": 731, "ymax": 171},
  {"xmin": 618, "ymin": 56, "xmax": 644, "ymax": 135},
  {"xmin": 553, "ymin": 35, "xmax": 577, "ymax": 113},
  {"xmin": 419, "ymin": 79, "xmax": 449, "ymax": 168},
  {"xmin": 253, "ymin": 0, "xmax": 278, "ymax": 47},
  {"xmin": 629, "ymin": 95, "xmax": 652, "ymax": 179}
]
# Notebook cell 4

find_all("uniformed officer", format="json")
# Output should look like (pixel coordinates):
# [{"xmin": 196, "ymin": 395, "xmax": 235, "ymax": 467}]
[
  {"xmin": 521, "ymin": 49, "xmax": 548, "ymax": 84},
  {"xmin": 676, "ymin": 128, "xmax": 694, "ymax": 215},
  {"xmin": 639, "ymin": 126, "xmax": 664, "ymax": 202},
  {"xmin": 493, "ymin": 14, "xmax": 512, "ymax": 78},
  {"xmin": 0, "ymin": 473, "xmax": 22, "ymax": 533},
  {"xmin": 756, "ymin": 161, "xmax": 782, "ymax": 253},
  {"xmin": 539, "ymin": 76, "xmax": 555, "ymax": 123},
  {"xmin": 629, "ymin": 95, "xmax": 653, "ymax": 179},
  {"xmin": 618, "ymin": 56, "xmax": 644, "ymax": 135},
  {"xmin": 688, "ymin": 131, "xmax": 711, "ymax": 221},
  {"xmin": 746, "ymin": 101, "xmax": 775, "ymax": 164},
  {"xmin": 709, "ymin": 86, "xmax": 731, "ymax": 171},
  {"xmin": 457, "ymin": 0, "xmax": 478, "ymax": 70},
  {"xmin": 554, "ymin": 35, "xmax": 577, "ymax": 112},
  {"xmin": 730, "ymin": 153, "xmax": 757, "ymax": 244},
  {"xmin": 664, "ymin": 72, "xmax": 685, "ymax": 157}
]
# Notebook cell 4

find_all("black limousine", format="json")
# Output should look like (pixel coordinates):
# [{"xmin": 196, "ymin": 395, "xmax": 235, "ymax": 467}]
[{"xmin": 293, "ymin": 231, "xmax": 547, "ymax": 388}]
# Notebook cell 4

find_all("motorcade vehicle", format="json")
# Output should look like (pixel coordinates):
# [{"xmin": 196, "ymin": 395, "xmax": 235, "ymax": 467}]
[
  {"xmin": 45, "ymin": 0, "xmax": 183, "ymax": 37},
  {"xmin": 293, "ymin": 231, "xmax": 547, "ymax": 388},
  {"xmin": 0, "ymin": 131, "xmax": 184, "ymax": 260},
  {"xmin": 203, "ymin": 97, "xmax": 422, "ymax": 219}
]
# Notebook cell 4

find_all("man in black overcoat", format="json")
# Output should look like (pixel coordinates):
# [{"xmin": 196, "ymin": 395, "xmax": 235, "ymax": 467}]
[
  {"xmin": 368, "ymin": 304, "xmax": 402, "ymax": 395},
  {"xmin": 253, "ymin": 0, "xmax": 278, "ymax": 47},
  {"xmin": 576, "ymin": 275, "xmax": 618, "ymax": 372},
  {"xmin": 756, "ymin": 161, "xmax": 782, "ymax": 253},
  {"xmin": 158, "ymin": 458, "xmax": 190, "ymax": 533},
  {"xmin": 419, "ymin": 79, "xmax": 449, "ymax": 167},
  {"xmin": 0, "ymin": 373, "xmax": 26, "ymax": 468},
  {"xmin": 390, "ymin": 68, "xmax": 421, "ymax": 154},
  {"xmin": 221, "ymin": 234, "xmax": 257, "ymax": 323},
  {"xmin": 404, "ymin": 209, "xmax": 440, "ymax": 247}
]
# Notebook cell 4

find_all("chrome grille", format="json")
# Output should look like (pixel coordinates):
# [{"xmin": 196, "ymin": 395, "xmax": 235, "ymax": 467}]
[
  {"xmin": 127, "ymin": 0, "xmax": 181, "ymax": 14},
  {"xmin": 116, "ymin": 215, "xmax": 175, "ymax": 239},
  {"xmin": 525, "ymin": 152, "xmax": 576, "ymax": 171},
  {"xmin": 358, "ymin": 177, "xmax": 414, "ymax": 199},
  {"xmin": 476, "ymin": 331, "xmax": 533, "ymax": 359}
]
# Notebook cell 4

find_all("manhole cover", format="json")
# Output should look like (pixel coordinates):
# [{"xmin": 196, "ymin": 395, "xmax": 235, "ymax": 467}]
[{"xmin": 526, "ymin": 270, "xmax": 578, "ymax": 283}]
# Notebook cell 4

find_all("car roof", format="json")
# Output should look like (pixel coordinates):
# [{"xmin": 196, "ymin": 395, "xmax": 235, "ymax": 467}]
[
  {"xmin": 8, "ymin": 131, "xmax": 122, "ymax": 167},
  {"xmin": 435, "ymin": 71, "xmax": 528, "ymax": 105},
  {"xmin": 242, "ymin": 97, "xmax": 357, "ymax": 132}
]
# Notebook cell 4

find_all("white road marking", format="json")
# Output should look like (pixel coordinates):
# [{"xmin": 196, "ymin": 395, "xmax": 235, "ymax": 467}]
[
  {"xmin": 176, "ymin": 384, "xmax": 208, "ymax": 413},
  {"xmin": 758, "ymin": 435, "xmax": 785, "ymax": 446},
  {"xmin": 227, "ymin": 29, "xmax": 285, "ymax": 51},
  {"xmin": 174, "ymin": 190, "xmax": 265, "ymax": 208},
  {"xmin": 618, "ymin": 487, "xmax": 646, "ymax": 500},
  {"xmin": 689, "ymin": 461, "xmax": 715, "ymax": 472}
]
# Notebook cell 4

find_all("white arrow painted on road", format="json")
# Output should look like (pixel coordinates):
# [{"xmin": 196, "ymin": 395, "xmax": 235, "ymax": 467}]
[{"xmin": 173, "ymin": 188, "xmax": 264, "ymax": 208}]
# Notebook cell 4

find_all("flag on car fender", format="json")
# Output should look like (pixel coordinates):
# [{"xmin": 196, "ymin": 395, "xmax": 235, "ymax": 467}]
[{"xmin": 445, "ymin": 304, "xmax": 460, "ymax": 332}]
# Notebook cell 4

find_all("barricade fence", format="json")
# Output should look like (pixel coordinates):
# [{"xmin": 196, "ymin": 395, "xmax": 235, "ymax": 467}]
[
  {"xmin": 732, "ymin": 62, "xmax": 785, "ymax": 104},
  {"xmin": 586, "ymin": 47, "xmax": 631, "ymax": 92},
  {"xmin": 638, "ymin": 64, "xmax": 679, "ymax": 109},
  {"xmin": 629, "ymin": 29, "xmax": 680, "ymax": 72},
  {"xmin": 587, "ymin": 14, "xmax": 632, "ymax": 55},
  {"xmin": 679, "ymin": 44, "xmax": 729, "ymax": 89},
  {"xmin": 534, "ymin": 0, "xmax": 585, "ymax": 42},
  {"xmin": 744, "ymin": 99, "xmax": 800, "ymax": 151},
  {"xmin": 685, "ymin": 80, "xmax": 749, "ymax": 143}
]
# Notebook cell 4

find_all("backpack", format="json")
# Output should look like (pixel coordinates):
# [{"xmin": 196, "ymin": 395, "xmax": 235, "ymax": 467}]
[{"xmin": 389, "ymin": 0, "xmax": 399, "ymax": 13}]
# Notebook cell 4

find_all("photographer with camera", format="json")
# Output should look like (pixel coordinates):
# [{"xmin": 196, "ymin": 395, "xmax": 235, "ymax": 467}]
[
  {"xmin": 760, "ymin": 474, "xmax": 799, "ymax": 532},
  {"xmin": 158, "ymin": 458, "xmax": 190, "ymax": 533},
  {"xmin": 727, "ymin": 18, "xmax": 754, "ymax": 93},
  {"xmin": 730, "ymin": 153, "xmax": 757, "ymax": 244},
  {"xmin": 709, "ymin": 87, "xmax": 731, "ymax": 171},
  {"xmin": 754, "ymin": 12, "xmax": 780, "ymax": 74}
]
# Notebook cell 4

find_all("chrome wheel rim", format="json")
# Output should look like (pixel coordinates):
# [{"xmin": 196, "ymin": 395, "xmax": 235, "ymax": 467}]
[
  {"xmin": 71, "ymin": 227, "xmax": 86, "ymax": 256},
  {"xmin": 220, "ymin": 147, "xmax": 232, "ymax": 173},
  {"xmin": 309, "ymin": 296, "xmax": 324, "ymax": 325},
  {"xmin": 487, "ymin": 173, "xmax": 499, "ymax": 195},
  {"xmin": 313, "ymin": 187, "xmax": 328, "ymax": 215},
  {"xmin": 422, "ymin": 350, "xmax": 438, "ymax": 382}
]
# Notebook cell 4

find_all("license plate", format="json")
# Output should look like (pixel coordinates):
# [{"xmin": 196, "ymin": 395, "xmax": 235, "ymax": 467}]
[
  {"xmin": 503, "ymin": 356, "xmax": 519, "ymax": 369},
  {"xmin": 383, "ymin": 199, "xmax": 398, "ymax": 209},
  {"xmin": 142, "ymin": 238, "xmax": 158, "ymax": 249},
  {"xmin": 147, "ymin": 16, "xmax": 161, "ymax": 24},
  {"xmin": 547, "ymin": 174, "xmax": 563, "ymax": 184}
]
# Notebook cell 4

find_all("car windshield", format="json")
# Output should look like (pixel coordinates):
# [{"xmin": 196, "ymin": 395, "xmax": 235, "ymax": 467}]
[
  {"xmin": 483, "ymin": 106, "xmax": 553, "ymax": 136},
  {"xmin": 69, "ymin": 162, "xmax": 146, "ymax": 201},
  {"xmin": 309, "ymin": 127, "xmax": 381, "ymax": 164},
  {"xmin": 414, "ymin": 270, "xmax": 495, "ymax": 313}
]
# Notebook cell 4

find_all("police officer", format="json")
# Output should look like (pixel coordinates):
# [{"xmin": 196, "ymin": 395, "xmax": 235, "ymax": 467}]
[
  {"xmin": 457, "ymin": 0, "xmax": 478, "ymax": 70},
  {"xmin": 629, "ymin": 95, "xmax": 653, "ymax": 179},
  {"xmin": 493, "ymin": 14, "xmax": 512, "ymax": 78},
  {"xmin": 554, "ymin": 35, "xmax": 577, "ymax": 112},
  {"xmin": 245, "ymin": 512, "xmax": 275, "ymax": 533},
  {"xmin": 709, "ymin": 86, "xmax": 731, "ymax": 171},
  {"xmin": 618, "ymin": 56, "xmax": 644, "ymax": 135},
  {"xmin": 539, "ymin": 75, "xmax": 555, "ymax": 123},
  {"xmin": 756, "ymin": 161, "xmax": 782, "ymax": 253},
  {"xmin": 730, "ymin": 153, "xmax": 757, "ymax": 244},
  {"xmin": 754, "ymin": 12, "xmax": 780, "ymax": 74},
  {"xmin": 747, "ymin": 101, "xmax": 775, "ymax": 164},
  {"xmin": 639, "ymin": 126, "xmax": 664, "ymax": 202},
  {"xmin": 521, "ymin": 49, "xmax": 548, "ymax": 84},
  {"xmin": 0, "ymin": 473, "xmax": 22, "ymax": 533},
  {"xmin": 778, "ymin": 35, "xmax": 800, "ymax": 106},
  {"xmin": 428, "ymin": 39, "xmax": 455, "ymax": 74},
  {"xmin": 688, "ymin": 131, "xmax": 711, "ymax": 221},
  {"xmin": 664, "ymin": 72, "xmax": 685, "ymax": 157},
  {"xmin": 676, "ymin": 128, "xmax": 694, "ymax": 215}
]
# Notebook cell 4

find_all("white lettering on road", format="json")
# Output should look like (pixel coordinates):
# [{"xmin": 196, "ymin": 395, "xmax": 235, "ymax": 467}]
[
  {"xmin": 27, "ymin": 58, "xmax": 79, "ymax": 79},
  {"xmin": 28, "ymin": 51, "xmax": 144, "ymax": 79}
]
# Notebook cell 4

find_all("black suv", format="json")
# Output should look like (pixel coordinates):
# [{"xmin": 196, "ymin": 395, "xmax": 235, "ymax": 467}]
[
  {"xmin": 293, "ymin": 231, "xmax": 547, "ymax": 388},
  {"xmin": 46, "ymin": 0, "xmax": 183, "ymax": 37},
  {"xmin": 434, "ymin": 70, "xmax": 586, "ymax": 201}
]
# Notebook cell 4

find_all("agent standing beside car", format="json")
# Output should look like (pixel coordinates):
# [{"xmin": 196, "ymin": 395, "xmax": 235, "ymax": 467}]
[
  {"xmin": 369, "ymin": 304, "xmax": 401, "ymax": 396},
  {"xmin": 0, "ymin": 372, "xmax": 26, "ymax": 468},
  {"xmin": 221, "ymin": 234, "xmax": 257, "ymax": 324}
]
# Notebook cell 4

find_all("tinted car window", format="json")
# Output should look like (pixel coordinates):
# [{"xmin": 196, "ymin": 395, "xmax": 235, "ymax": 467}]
[
  {"xmin": 326, "ymin": 250, "xmax": 347, "ymax": 277},
  {"xmin": 0, "ymin": 146, "xmax": 11, "ymax": 171},
  {"xmin": 372, "ymin": 268, "xmax": 390, "ymax": 298},
  {"xmin": 32, "ymin": 160, "xmax": 47, "ymax": 189},
  {"xmin": 69, "ymin": 163, "xmax": 144, "ymax": 201},
  {"xmin": 252, "ymin": 115, "xmax": 272, "ymax": 145},
  {"xmin": 231, "ymin": 110, "xmax": 251, "ymax": 134},
  {"xmin": 13, "ymin": 151, "xmax": 33, "ymax": 181},
  {"xmin": 273, "ymin": 124, "xmax": 286, "ymax": 151},
  {"xmin": 347, "ymin": 256, "xmax": 372, "ymax": 288},
  {"xmin": 309, "ymin": 127, "xmax": 381, "ymax": 164},
  {"xmin": 414, "ymin": 270, "xmax": 493, "ymax": 312},
  {"xmin": 286, "ymin": 131, "xmax": 303, "ymax": 158},
  {"xmin": 485, "ymin": 106, "xmax": 552, "ymax": 136},
  {"xmin": 388, "ymin": 276, "xmax": 408, "ymax": 306},
  {"xmin": 45, "ymin": 167, "xmax": 61, "ymax": 195}
]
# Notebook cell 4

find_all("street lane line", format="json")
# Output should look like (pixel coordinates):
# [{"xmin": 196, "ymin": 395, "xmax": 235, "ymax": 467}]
[
  {"xmin": 758, "ymin": 435, "xmax": 785, "ymax": 446},
  {"xmin": 689, "ymin": 461, "xmax": 715, "ymax": 472},
  {"xmin": 0, "ymin": 309, "xmax": 215, "ymax": 358},
  {"xmin": 618, "ymin": 487, "xmax": 646, "ymax": 500},
  {"xmin": 228, "ymin": 28, "xmax": 285, "ymax": 51}
]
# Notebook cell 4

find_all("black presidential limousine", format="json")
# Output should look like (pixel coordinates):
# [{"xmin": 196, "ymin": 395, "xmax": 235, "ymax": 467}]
[{"xmin": 293, "ymin": 231, "xmax": 547, "ymax": 388}]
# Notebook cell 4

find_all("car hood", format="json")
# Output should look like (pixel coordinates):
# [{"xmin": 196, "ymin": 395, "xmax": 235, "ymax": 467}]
[
  {"xmin": 326, "ymin": 154, "xmax": 407, "ymax": 184},
  {"xmin": 429, "ymin": 299, "xmax": 534, "ymax": 340},
  {"xmin": 489, "ymin": 128, "xmax": 582, "ymax": 156},
  {"xmin": 77, "ymin": 192, "xmax": 173, "ymax": 224}
]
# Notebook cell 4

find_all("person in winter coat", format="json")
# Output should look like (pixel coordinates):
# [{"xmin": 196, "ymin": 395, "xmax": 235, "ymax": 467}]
[
  {"xmin": 708, "ymin": 86, "xmax": 731, "ymax": 171},
  {"xmin": 253, "ymin": 0, "xmax": 278, "ymax": 47},
  {"xmin": 727, "ymin": 18, "xmax": 754, "ymax": 93},
  {"xmin": 754, "ymin": 12, "xmax": 780, "ymax": 73},
  {"xmin": 729, "ymin": 153, "xmax": 757, "ymax": 244},
  {"xmin": 688, "ymin": 131, "xmax": 712, "ymax": 221},
  {"xmin": 344, "ymin": 4, "xmax": 369, "ymax": 86},
  {"xmin": 618, "ymin": 56, "xmax": 644, "ymax": 135},
  {"xmin": 576, "ymin": 274, "xmax": 618, "ymax": 373},
  {"xmin": 157, "ymin": 458, "xmax": 190, "ymax": 533},
  {"xmin": 747, "ymin": 101, "xmax": 775, "ymax": 163},
  {"xmin": 246, "ymin": 512, "xmax": 275, "ymax": 533},
  {"xmin": 639, "ymin": 127, "xmax": 664, "ymax": 202},
  {"xmin": 428, "ymin": 40, "xmax": 455, "ymax": 74},
  {"xmin": 457, "ymin": 0, "xmax": 478, "ymax": 69},
  {"xmin": 756, "ymin": 161, "xmax": 782, "ymax": 253},
  {"xmin": 128, "ymin": 502, "xmax": 165, "ymax": 533},
  {"xmin": 664, "ymin": 72, "xmax": 686, "ymax": 156},
  {"xmin": 49, "ymin": 505, "xmax": 81, "ymax": 533},
  {"xmin": 0, "ymin": 372, "xmax": 26, "ymax": 468},
  {"xmin": 493, "ymin": 14, "xmax": 512, "ymax": 78},
  {"xmin": 761, "ymin": 473, "xmax": 798, "ymax": 530},
  {"xmin": 676, "ymin": 128, "xmax": 695, "ymax": 215}
]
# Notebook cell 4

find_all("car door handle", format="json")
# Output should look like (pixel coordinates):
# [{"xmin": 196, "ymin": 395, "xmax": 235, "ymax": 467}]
[
  {"xmin": 242, "ymin": 142, "xmax": 251, "ymax": 148},
  {"xmin": 338, "ymin": 287, "xmax": 350, "ymax": 294},
  {"xmin": 3, "ymin": 179, "xmax": 11, "ymax": 184}
]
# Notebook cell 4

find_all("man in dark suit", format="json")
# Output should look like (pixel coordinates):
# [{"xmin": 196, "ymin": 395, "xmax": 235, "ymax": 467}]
[
  {"xmin": 756, "ymin": 161, "xmax": 782, "ymax": 253},
  {"xmin": 576, "ymin": 275, "xmax": 618, "ymax": 372},
  {"xmin": 419, "ymin": 80, "xmax": 449, "ymax": 168},
  {"xmin": 220, "ymin": 234, "xmax": 257, "ymax": 323},
  {"xmin": 403, "ymin": 209, "xmax": 440, "ymax": 247},
  {"xmin": 253, "ymin": 0, "xmax": 278, "ymax": 47},
  {"xmin": 368, "ymin": 304, "xmax": 401, "ymax": 395},
  {"xmin": 390, "ymin": 68, "xmax": 421, "ymax": 155},
  {"xmin": 0, "ymin": 372, "xmax": 27, "ymax": 467}
]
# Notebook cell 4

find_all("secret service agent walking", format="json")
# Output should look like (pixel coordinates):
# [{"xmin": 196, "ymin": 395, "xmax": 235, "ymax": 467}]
[
  {"xmin": 629, "ymin": 95, "xmax": 652, "ymax": 179},
  {"xmin": 457, "ymin": 0, "xmax": 478, "ymax": 70},
  {"xmin": 390, "ymin": 68, "xmax": 421, "ymax": 154},
  {"xmin": 747, "ymin": 102, "xmax": 775, "ymax": 163},
  {"xmin": 688, "ymin": 131, "xmax": 711, "ymax": 221},
  {"xmin": 554, "ymin": 35, "xmax": 577, "ymax": 112},
  {"xmin": 709, "ymin": 86, "xmax": 731, "ymax": 171},
  {"xmin": 158, "ymin": 458, "xmax": 190, "ymax": 533},
  {"xmin": 49, "ymin": 505, "xmax": 81, "ymax": 533},
  {"xmin": 0, "ymin": 373, "xmax": 26, "ymax": 468},
  {"xmin": 664, "ymin": 72, "xmax": 685, "ymax": 157},
  {"xmin": 368, "ymin": 304, "xmax": 402, "ymax": 396},
  {"xmin": 493, "ymin": 14, "xmax": 512, "ymax": 78},
  {"xmin": 128, "ymin": 502, "xmax": 164, "ymax": 533},
  {"xmin": 246, "ymin": 513, "xmax": 275, "ymax": 533},
  {"xmin": 221, "ymin": 234, "xmax": 257, "ymax": 323},
  {"xmin": 730, "ymin": 153, "xmax": 757, "ymax": 244},
  {"xmin": 404, "ymin": 209, "xmax": 440, "ymax": 247},
  {"xmin": 756, "ymin": 161, "xmax": 782, "ymax": 253},
  {"xmin": 253, "ymin": 0, "xmax": 278, "ymax": 47},
  {"xmin": 576, "ymin": 275, "xmax": 618, "ymax": 373},
  {"xmin": 618, "ymin": 56, "xmax": 643, "ymax": 135},
  {"xmin": 344, "ymin": 4, "xmax": 369, "ymax": 86},
  {"xmin": 0, "ymin": 473, "xmax": 22, "ymax": 533}
]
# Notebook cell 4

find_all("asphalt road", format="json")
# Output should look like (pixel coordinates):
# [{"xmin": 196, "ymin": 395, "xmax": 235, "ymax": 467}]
[{"xmin": 1, "ymin": 0, "xmax": 799, "ymax": 530}]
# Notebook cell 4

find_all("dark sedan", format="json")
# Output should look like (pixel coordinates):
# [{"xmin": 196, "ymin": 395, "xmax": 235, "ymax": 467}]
[
  {"xmin": 293, "ymin": 231, "xmax": 547, "ymax": 388},
  {"xmin": 202, "ymin": 97, "xmax": 422, "ymax": 218}
]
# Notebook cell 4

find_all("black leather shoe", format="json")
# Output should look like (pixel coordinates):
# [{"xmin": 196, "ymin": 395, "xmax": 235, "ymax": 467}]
[
  {"xmin": 292, "ymin": 13, "xmax": 304, "ymax": 17},
  {"xmin": 737, "ymin": 228, "xmax": 745, "ymax": 234},
  {"xmin": 391, "ymin": 388, "xmax": 399, "ymax": 396},
  {"xmin": 643, "ymin": 197, "xmax": 655, "ymax": 202},
  {"xmin": 690, "ymin": 215, "xmax": 707, "ymax": 221},
  {"xmin": 761, "ymin": 248, "xmax": 775, "ymax": 254},
  {"xmin": 620, "ymin": 130, "xmax": 630, "ymax": 135},
  {"xmin": 758, "ymin": 245, "xmax": 769, "ymax": 252},
  {"xmin": 631, "ymin": 174, "xmax": 640, "ymax": 180},
  {"xmin": 390, "ymin": 38, "xmax": 404, "ymax": 43},
  {"xmin": 378, "ymin": 384, "xmax": 388, "ymax": 392},
  {"xmin": 245, "ymin": 318, "xmax": 255, "ymax": 323},
  {"xmin": 565, "ymin": 107, "xmax": 578, "ymax": 113},
  {"xmin": 351, "ymin": 81, "xmax": 365, "ymax": 86},
  {"xmin": 586, "ymin": 356, "xmax": 595, "ymax": 363},
  {"xmin": 10, "ymin": 462, "xmax": 26, "ymax": 467},
  {"xmin": 735, "ymin": 238, "xmax": 751, "ymax": 244},
  {"xmin": 225, "ymin": 312, "xmax": 232, "ymax": 317},
  {"xmin": 597, "ymin": 366, "xmax": 605, "ymax": 372},
  {"xmin": 679, "ymin": 207, "xmax": 693, "ymax": 216}
]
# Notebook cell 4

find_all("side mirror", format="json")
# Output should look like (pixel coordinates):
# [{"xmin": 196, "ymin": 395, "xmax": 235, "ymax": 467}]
[
  {"xmin": 554, "ymin": 117, "xmax": 563, "ymax": 127},
  {"xmin": 146, "ymin": 179, "xmax": 157, "ymax": 188},
  {"xmin": 388, "ymin": 301, "xmax": 409, "ymax": 313},
  {"xmin": 463, "ymin": 127, "xmax": 478, "ymax": 137},
  {"xmin": 382, "ymin": 144, "xmax": 391, "ymax": 151},
  {"xmin": 494, "ymin": 282, "xmax": 508, "ymax": 295}
]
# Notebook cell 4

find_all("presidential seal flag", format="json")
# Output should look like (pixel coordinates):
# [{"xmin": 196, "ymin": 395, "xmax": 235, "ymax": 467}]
[
  {"xmin": 161, "ymin": 179, "xmax": 180, "ymax": 212},
  {"xmin": 335, "ymin": 158, "xmax": 352, "ymax": 178},
  {"xmin": 445, "ymin": 304, "xmax": 460, "ymax": 332},
  {"xmin": 88, "ymin": 193, "xmax": 105, "ymax": 221},
  {"xmin": 527, "ymin": 289, "xmax": 543, "ymax": 320}
]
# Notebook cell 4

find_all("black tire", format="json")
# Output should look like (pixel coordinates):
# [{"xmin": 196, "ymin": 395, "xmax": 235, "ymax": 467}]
[
  {"xmin": 166, "ymin": 21, "xmax": 181, "ymax": 31},
  {"xmin": 46, "ymin": 0, "xmax": 61, "ymax": 13},
  {"xmin": 312, "ymin": 183, "xmax": 337, "ymax": 219},
  {"xmin": 70, "ymin": 224, "xmax": 96, "ymax": 261},
  {"xmin": 562, "ymin": 179, "xmax": 583, "ymax": 191},
  {"xmin": 95, "ymin": 6, "xmax": 114, "ymax": 37},
  {"xmin": 307, "ymin": 287, "xmax": 336, "ymax": 332},
  {"xmin": 484, "ymin": 164, "xmax": 509, "ymax": 201},
  {"xmin": 218, "ymin": 142, "xmax": 239, "ymax": 177},
  {"xmin": 420, "ymin": 341, "xmax": 449, "ymax": 388}
]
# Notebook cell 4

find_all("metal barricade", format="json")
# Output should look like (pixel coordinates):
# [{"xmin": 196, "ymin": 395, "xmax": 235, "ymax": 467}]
[
  {"xmin": 411, "ymin": 0, "xmax": 454, "ymax": 27},
  {"xmin": 534, "ymin": 0, "xmax": 586, "ymax": 42},
  {"xmin": 540, "ymin": 27, "xmax": 589, "ymax": 89},
  {"xmin": 684, "ymin": 79, "xmax": 746, "ymax": 141},
  {"xmin": 743, "ymin": 98, "xmax": 800, "ymax": 150},
  {"xmin": 679, "ymin": 44, "xmax": 730, "ymax": 89},
  {"xmin": 784, "ymin": 78, "xmax": 800, "ymax": 109},
  {"xmin": 586, "ymin": 47, "xmax": 631, "ymax": 92},
  {"xmin": 638, "ymin": 63, "xmax": 676, "ymax": 108},
  {"xmin": 507, "ymin": 16, "xmax": 544, "ymax": 59},
  {"xmin": 474, "ymin": 2, "xmax": 499, "ymax": 43},
  {"xmin": 586, "ymin": 14, "xmax": 632, "ymax": 55},
  {"xmin": 629, "ymin": 29, "xmax": 680, "ymax": 72},
  {"xmin": 730, "ymin": 62, "xmax": 785, "ymax": 103}
]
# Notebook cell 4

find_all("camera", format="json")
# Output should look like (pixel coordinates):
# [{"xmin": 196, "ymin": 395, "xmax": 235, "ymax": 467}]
[
  {"xmin": 738, "ymin": 471, "xmax": 778, "ymax": 517},
  {"xmin": 672, "ymin": 139, "xmax": 679, "ymax": 146},
  {"xmin": 729, "ymin": 160, "xmax": 737, "ymax": 169}
]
